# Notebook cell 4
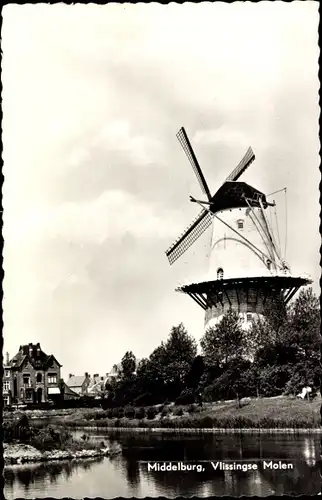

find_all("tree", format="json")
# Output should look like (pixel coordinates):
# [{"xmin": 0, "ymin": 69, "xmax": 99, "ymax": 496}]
[
  {"xmin": 164, "ymin": 323, "xmax": 197, "ymax": 366},
  {"xmin": 287, "ymin": 288, "xmax": 320, "ymax": 360},
  {"xmin": 121, "ymin": 351, "xmax": 136, "ymax": 380},
  {"xmin": 200, "ymin": 309, "xmax": 245, "ymax": 367},
  {"xmin": 186, "ymin": 355, "xmax": 205, "ymax": 390}
]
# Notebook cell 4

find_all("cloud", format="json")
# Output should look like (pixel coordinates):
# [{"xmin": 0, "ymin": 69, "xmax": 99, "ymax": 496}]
[
  {"xmin": 193, "ymin": 125, "xmax": 249, "ymax": 148},
  {"xmin": 4, "ymin": 189, "xmax": 183, "ymax": 249}
]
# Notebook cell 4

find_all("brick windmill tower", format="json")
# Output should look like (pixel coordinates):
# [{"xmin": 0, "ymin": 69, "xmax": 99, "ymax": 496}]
[{"xmin": 165, "ymin": 127, "xmax": 311, "ymax": 329}]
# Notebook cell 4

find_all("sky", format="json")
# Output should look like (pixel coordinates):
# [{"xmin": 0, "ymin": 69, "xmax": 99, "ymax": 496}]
[{"xmin": 2, "ymin": 2, "xmax": 320, "ymax": 379}]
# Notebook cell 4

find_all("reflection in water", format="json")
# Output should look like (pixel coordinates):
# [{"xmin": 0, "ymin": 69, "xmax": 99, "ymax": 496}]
[
  {"xmin": 4, "ymin": 431, "xmax": 321, "ymax": 498},
  {"xmin": 4, "ymin": 459, "xmax": 103, "ymax": 498}
]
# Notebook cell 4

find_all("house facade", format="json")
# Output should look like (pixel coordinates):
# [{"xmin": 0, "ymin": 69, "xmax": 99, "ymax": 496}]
[
  {"xmin": 3, "ymin": 353, "xmax": 12, "ymax": 407},
  {"xmin": 3, "ymin": 343, "xmax": 62, "ymax": 406},
  {"xmin": 66, "ymin": 373, "xmax": 91, "ymax": 395}
]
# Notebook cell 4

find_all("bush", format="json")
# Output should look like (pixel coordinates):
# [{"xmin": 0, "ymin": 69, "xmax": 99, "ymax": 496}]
[
  {"xmin": 284, "ymin": 362, "xmax": 321, "ymax": 396},
  {"xmin": 173, "ymin": 407, "xmax": 184, "ymax": 416},
  {"xmin": 124, "ymin": 405, "xmax": 135, "ymax": 419},
  {"xmin": 111, "ymin": 407, "xmax": 124, "ymax": 418},
  {"xmin": 187, "ymin": 404, "xmax": 196, "ymax": 413},
  {"xmin": 135, "ymin": 407, "xmax": 145, "ymax": 419},
  {"xmin": 146, "ymin": 406, "xmax": 157, "ymax": 420},
  {"xmin": 31, "ymin": 426, "xmax": 72, "ymax": 451},
  {"xmin": 160, "ymin": 406, "xmax": 170, "ymax": 418},
  {"xmin": 259, "ymin": 365, "xmax": 292, "ymax": 397}
]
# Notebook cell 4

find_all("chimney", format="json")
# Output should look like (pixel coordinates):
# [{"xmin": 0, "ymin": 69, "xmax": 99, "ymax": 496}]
[
  {"xmin": 6, "ymin": 352, "xmax": 9, "ymax": 365},
  {"xmin": 29, "ymin": 343, "xmax": 33, "ymax": 356},
  {"xmin": 85, "ymin": 372, "xmax": 89, "ymax": 379},
  {"xmin": 68, "ymin": 373, "xmax": 74, "ymax": 379}
]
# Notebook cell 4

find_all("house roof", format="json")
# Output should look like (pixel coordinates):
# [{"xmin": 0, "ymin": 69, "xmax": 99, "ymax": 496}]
[
  {"xmin": 67, "ymin": 375, "xmax": 87, "ymax": 388},
  {"xmin": 63, "ymin": 382, "xmax": 80, "ymax": 398},
  {"xmin": 9, "ymin": 344, "xmax": 62, "ymax": 371}
]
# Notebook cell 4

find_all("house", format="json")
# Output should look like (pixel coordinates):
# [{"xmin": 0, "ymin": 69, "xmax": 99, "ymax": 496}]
[
  {"xmin": 66, "ymin": 373, "xmax": 91, "ymax": 395},
  {"xmin": 106, "ymin": 363, "xmax": 122, "ymax": 381},
  {"xmin": 4, "ymin": 343, "xmax": 62, "ymax": 405},
  {"xmin": 3, "ymin": 352, "xmax": 12, "ymax": 407},
  {"xmin": 61, "ymin": 381, "xmax": 80, "ymax": 400},
  {"xmin": 87, "ymin": 373, "xmax": 110, "ymax": 397}
]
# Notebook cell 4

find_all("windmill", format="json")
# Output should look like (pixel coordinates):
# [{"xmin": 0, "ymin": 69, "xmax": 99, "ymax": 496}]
[{"xmin": 165, "ymin": 127, "xmax": 311, "ymax": 329}]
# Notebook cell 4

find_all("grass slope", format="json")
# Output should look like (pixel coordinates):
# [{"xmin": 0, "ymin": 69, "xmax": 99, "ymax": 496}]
[{"xmin": 60, "ymin": 396, "xmax": 321, "ymax": 430}]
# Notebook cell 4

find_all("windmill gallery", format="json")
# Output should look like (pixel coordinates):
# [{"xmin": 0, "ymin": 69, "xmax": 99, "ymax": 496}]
[{"xmin": 165, "ymin": 127, "xmax": 311, "ymax": 330}]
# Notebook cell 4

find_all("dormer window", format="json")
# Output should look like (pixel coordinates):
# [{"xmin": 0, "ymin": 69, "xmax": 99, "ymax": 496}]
[
  {"xmin": 217, "ymin": 268, "xmax": 224, "ymax": 280},
  {"xmin": 237, "ymin": 219, "xmax": 244, "ymax": 230}
]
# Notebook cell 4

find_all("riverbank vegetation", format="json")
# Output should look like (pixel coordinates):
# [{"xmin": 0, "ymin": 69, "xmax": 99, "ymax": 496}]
[
  {"xmin": 4, "ymin": 289, "xmax": 319, "ymax": 431},
  {"xmin": 60, "ymin": 395, "xmax": 320, "ymax": 430},
  {"xmin": 102, "ymin": 289, "xmax": 320, "ymax": 410},
  {"xmin": 3, "ymin": 414, "xmax": 106, "ymax": 453}
]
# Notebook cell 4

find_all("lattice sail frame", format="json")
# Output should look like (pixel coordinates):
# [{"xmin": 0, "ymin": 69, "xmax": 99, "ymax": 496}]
[{"xmin": 166, "ymin": 127, "xmax": 256, "ymax": 265}]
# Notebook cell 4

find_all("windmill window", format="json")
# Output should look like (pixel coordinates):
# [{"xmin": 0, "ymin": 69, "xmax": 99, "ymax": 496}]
[
  {"xmin": 266, "ymin": 259, "xmax": 272, "ymax": 270},
  {"xmin": 237, "ymin": 219, "xmax": 244, "ymax": 230},
  {"xmin": 217, "ymin": 268, "xmax": 224, "ymax": 280},
  {"xmin": 246, "ymin": 313, "xmax": 252, "ymax": 322}
]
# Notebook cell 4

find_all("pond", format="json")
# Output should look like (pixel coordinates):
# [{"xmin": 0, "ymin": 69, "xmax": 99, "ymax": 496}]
[{"xmin": 4, "ymin": 430, "xmax": 321, "ymax": 498}]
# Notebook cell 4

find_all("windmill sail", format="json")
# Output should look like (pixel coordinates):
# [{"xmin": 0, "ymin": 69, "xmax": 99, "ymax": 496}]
[
  {"xmin": 177, "ymin": 127, "xmax": 212, "ymax": 200},
  {"xmin": 226, "ymin": 147, "xmax": 255, "ymax": 182},
  {"xmin": 166, "ymin": 208, "xmax": 213, "ymax": 265}
]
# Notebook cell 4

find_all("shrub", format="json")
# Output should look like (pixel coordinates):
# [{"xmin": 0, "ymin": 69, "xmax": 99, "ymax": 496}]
[
  {"xmin": 124, "ymin": 405, "xmax": 135, "ymax": 419},
  {"xmin": 135, "ymin": 407, "xmax": 145, "ymax": 419},
  {"xmin": 173, "ymin": 407, "xmax": 184, "ymax": 416},
  {"xmin": 111, "ymin": 407, "xmax": 124, "ymax": 418},
  {"xmin": 259, "ymin": 365, "xmax": 292, "ymax": 397},
  {"xmin": 161, "ymin": 407, "xmax": 170, "ymax": 418},
  {"xmin": 146, "ymin": 406, "xmax": 157, "ymax": 420}
]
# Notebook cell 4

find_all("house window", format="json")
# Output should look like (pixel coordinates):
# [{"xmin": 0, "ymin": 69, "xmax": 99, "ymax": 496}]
[
  {"xmin": 48, "ymin": 373, "xmax": 57, "ymax": 384},
  {"xmin": 4, "ymin": 396, "xmax": 10, "ymax": 406},
  {"xmin": 237, "ymin": 219, "xmax": 244, "ymax": 230},
  {"xmin": 5, "ymin": 370, "xmax": 10, "ymax": 378},
  {"xmin": 3, "ymin": 381, "xmax": 10, "ymax": 392},
  {"xmin": 246, "ymin": 313, "xmax": 253, "ymax": 322},
  {"xmin": 36, "ymin": 373, "xmax": 42, "ymax": 383},
  {"xmin": 217, "ymin": 268, "xmax": 224, "ymax": 280},
  {"xmin": 23, "ymin": 374, "xmax": 31, "ymax": 387}
]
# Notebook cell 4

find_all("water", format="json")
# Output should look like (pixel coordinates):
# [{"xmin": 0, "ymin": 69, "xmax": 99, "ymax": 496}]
[{"xmin": 4, "ymin": 430, "xmax": 321, "ymax": 498}]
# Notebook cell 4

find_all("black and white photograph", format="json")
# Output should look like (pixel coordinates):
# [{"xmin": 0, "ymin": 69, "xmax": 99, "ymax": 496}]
[{"xmin": 2, "ymin": 2, "xmax": 320, "ymax": 498}]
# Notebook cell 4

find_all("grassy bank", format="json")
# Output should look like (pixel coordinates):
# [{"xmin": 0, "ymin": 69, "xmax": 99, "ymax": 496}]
[{"xmin": 59, "ymin": 396, "xmax": 320, "ymax": 430}]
